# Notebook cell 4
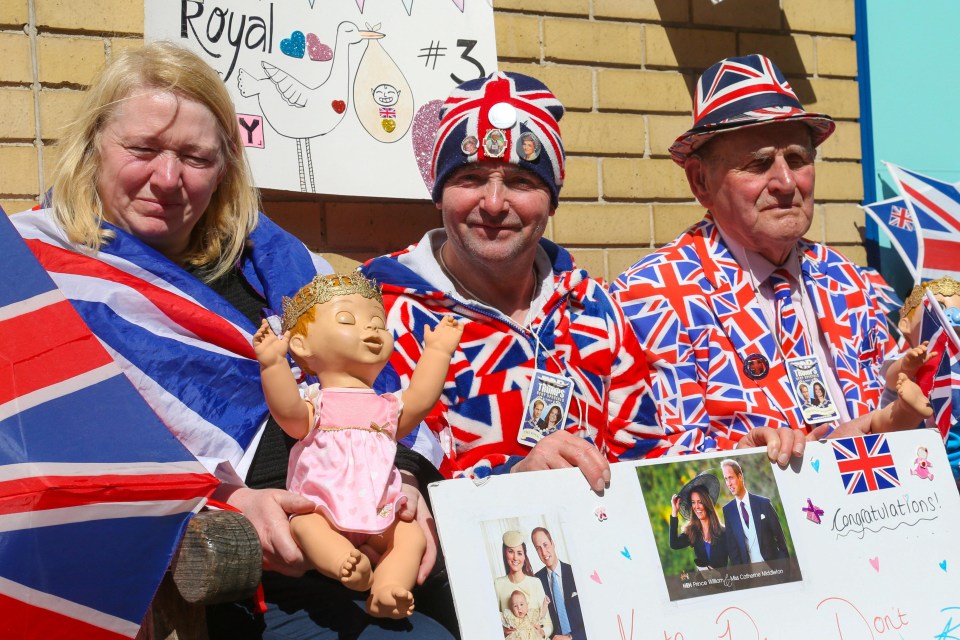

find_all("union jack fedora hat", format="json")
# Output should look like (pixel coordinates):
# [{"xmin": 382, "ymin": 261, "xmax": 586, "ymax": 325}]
[
  {"xmin": 431, "ymin": 71, "xmax": 565, "ymax": 206},
  {"xmin": 669, "ymin": 54, "xmax": 835, "ymax": 166}
]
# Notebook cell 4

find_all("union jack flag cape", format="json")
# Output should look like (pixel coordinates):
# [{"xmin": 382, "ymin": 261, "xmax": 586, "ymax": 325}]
[
  {"xmin": 913, "ymin": 292, "xmax": 960, "ymax": 472},
  {"xmin": 11, "ymin": 208, "xmax": 331, "ymax": 483},
  {"xmin": 865, "ymin": 164, "xmax": 960, "ymax": 284},
  {"xmin": 0, "ymin": 210, "xmax": 218, "ymax": 638},
  {"xmin": 361, "ymin": 232, "xmax": 666, "ymax": 479}
]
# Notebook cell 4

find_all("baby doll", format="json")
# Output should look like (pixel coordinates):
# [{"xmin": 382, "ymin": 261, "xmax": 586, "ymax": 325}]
[
  {"xmin": 897, "ymin": 276, "xmax": 960, "ymax": 476},
  {"xmin": 253, "ymin": 273, "xmax": 462, "ymax": 619},
  {"xmin": 501, "ymin": 589, "xmax": 550, "ymax": 640},
  {"xmin": 871, "ymin": 276, "xmax": 960, "ymax": 435},
  {"xmin": 868, "ymin": 341, "xmax": 935, "ymax": 432}
]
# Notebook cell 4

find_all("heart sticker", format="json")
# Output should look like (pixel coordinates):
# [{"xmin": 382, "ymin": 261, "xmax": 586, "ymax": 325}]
[
  {"xmin": 307, "ymin": 33, "xmax": 333, "ymax": 61},
  {"xmin": 280, "ymin": 31, "xmax": 306, "ymax": 58}
]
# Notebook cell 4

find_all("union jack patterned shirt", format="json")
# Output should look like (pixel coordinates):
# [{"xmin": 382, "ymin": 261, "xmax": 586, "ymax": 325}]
[
  {"xmin": 361, "ymin": 233, "xmax": 668, "ymax": 479},
  {"xmin": 611, "ymin": 215, "xmax": 897, "ymax": 453}
]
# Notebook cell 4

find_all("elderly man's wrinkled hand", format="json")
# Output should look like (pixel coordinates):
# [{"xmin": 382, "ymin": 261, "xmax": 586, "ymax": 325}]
[
  {"xmin": 511, "ymin": 430, "xmax": 610, "ymax": 493},
  {"xmin": 736, "ymin": 427, "xmax": 807, "ymax": 466}
]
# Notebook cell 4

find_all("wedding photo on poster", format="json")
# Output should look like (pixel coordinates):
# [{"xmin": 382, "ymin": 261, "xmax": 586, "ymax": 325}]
[{"xmin": 634, "ymin": 451, "xmax": 802, "ymax": 601}]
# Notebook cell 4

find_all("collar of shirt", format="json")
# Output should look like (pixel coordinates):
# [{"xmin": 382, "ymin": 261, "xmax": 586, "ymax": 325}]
[{"xmin": 399, "ymin": 228, "xmax": 554, "ymax": 327}]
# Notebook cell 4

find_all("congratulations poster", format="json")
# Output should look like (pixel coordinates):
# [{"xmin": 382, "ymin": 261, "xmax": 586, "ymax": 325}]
[
  {"xmin": 431, "ymin": 429, "xmax": 960, "ymax": 639},
  {"xmin": 145, "ymin": 0, "xmax": 496, "ymax": 198}
]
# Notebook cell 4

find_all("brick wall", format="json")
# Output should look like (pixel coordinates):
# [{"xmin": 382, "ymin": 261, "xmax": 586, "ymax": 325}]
[{"xmin": 0, "ymin": 0, "xmax": 865, "ymax": 278}]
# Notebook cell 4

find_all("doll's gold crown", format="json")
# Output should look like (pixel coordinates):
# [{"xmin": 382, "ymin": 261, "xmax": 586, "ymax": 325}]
[
  {"xmin": 281, "ymin": 273, "xmax": 383, "ymax": 333},
  {"xmin": 901, "ymin": 275, "xmax": 960, "ymax": 318}
]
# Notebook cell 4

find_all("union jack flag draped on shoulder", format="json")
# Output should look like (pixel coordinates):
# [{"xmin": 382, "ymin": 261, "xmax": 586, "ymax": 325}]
[
  {"xmin": 12, "ymin": 208, "xmax": 330, "ymax": 484},
  {"xmin": 0, "ymin": 210, "xmax": 218, "ymax": 638}
]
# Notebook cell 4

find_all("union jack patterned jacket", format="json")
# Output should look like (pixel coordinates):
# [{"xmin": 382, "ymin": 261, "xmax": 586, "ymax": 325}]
[
  {"xmin": 361, "ymin": 233, "xmax": 667, "ymax": 479},
  {"xmin": 611, "ymin": 215, "xmax": 896, "ymax": 453}
]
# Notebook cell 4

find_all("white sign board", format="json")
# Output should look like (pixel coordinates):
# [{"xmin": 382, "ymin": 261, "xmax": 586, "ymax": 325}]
[
  {"xmin": 145, "ymin": 0, "xmax": 496, "ymax": 198},
  {"xmin": 431, "ymin": 430, "xmax": 960, "ymax": 640}
]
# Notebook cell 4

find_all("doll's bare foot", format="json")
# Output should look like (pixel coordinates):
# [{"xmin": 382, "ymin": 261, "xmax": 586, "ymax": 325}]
[
  {"xmin": 338, "ymin": 549, "xmax": 373, "ymax": 591},
  {"xmin": 366, "ymin": 585, "xmax": 415, "ymax": 619},
  {"xmin": 897, "ymin": 373, "xmax": 934, "ymax": 418}
]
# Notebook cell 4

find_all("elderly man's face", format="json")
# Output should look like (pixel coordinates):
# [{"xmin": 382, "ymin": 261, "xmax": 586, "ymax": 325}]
[
  {"xmin": 685, "ymin": 122, "xmax": 816, "ymax": 265},
  {"xmin": 439, "ymin": 162, "xmax": 554, "ymax": 266}
]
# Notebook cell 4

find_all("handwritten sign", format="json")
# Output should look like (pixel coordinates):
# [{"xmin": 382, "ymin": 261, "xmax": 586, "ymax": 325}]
[
  {"xmin": 430, "ymin": 429, "xmax": 960, "ymax": 640},
  {"xmin": 145, "ymin": 0, "xmax": 496, "ymax": 198}
]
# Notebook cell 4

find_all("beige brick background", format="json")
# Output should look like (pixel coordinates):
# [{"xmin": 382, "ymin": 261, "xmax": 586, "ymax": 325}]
[{"xmin": 1, "ymin": 0, "xmax": 866, "ymax": 279}]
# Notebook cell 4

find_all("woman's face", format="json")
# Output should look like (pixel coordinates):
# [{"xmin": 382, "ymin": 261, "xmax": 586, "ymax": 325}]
[
  {"xmin": 96, "ymin": 90, "xmax": 224, "ymax": 257},
  {"xmin": 547, "ymin": 406, "xmax": 561, "ymax": 425},
  {"xmin": 505, "ymin": 544, "xmax": 525, "ymax": 574},
  {"xmin": 814, "ymin": 384, "xmax": 825, "ymax": 401},
  {"xmin": 690, "ymin": 490, "xmax": 707, "ymax": 520}
]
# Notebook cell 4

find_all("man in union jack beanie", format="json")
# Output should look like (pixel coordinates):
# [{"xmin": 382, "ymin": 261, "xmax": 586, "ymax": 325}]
[
  {"xmin": 611, "ymin": 54, "xmax": 901, "ymax": 461},
  {"xmin": 362, "ymin": 71, "xmax": 671, "ymax": 494}
]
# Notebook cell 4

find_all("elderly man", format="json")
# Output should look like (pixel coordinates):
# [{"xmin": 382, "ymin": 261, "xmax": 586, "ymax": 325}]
[
  {"xmin": 612, "ymin": 54, "xmax": 897, "ymax": 463},
  {"xmin": 361, "ymin": 71, "xmax": 666, "ymax": 489}
]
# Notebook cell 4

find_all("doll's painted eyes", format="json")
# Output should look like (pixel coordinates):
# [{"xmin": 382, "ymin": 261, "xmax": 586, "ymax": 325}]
[
  {"xmin": 370, "ymin": 316, "xmax": 386, "ymax": 330},
  {"xmin": 336, "ymin": 311, "xmax": 356, "ymax": 325}
]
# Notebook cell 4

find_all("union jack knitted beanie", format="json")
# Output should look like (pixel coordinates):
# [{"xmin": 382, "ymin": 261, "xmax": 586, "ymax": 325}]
[{"xmin": 430, "ymin": 71, "xmax": 566, "ymax": 206}]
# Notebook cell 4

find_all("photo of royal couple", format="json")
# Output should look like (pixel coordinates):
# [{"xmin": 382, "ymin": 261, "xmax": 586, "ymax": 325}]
[
  {"xmin": 482, "ymin": 519, "xmax": 588, "ymax": 640},
  {"xmin": 637, "ymin": 453, "xmax": 803, "ymax": 601}
]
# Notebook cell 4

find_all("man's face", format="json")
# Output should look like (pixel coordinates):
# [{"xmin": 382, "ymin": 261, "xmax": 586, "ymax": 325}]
[
  {"xmin": 438, "ymin": 162, "xmax": 554, "ymax": 267},
  {"xmin": 532, "ymin": 403, "xmax": 543, "ymax": 420},
  {"xmin": 723, "ymin": 464, "xmax": 745, "ymax": 498},
  {"xmin": 531, "ymin": 530, "xmax": 557, "ymax": 570},
  {"xmin": 800, "ymin": 385, "xmax": 810, "ymax": 401},
  {"xmin": 685, "ymin": 122, "xmax": 816, "ymax": 264}
]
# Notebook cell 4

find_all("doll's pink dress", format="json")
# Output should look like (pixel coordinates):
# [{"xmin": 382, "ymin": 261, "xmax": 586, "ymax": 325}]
[{"xmin": 287, "ymin": 386, "xmax": 404, "ymax": 541}]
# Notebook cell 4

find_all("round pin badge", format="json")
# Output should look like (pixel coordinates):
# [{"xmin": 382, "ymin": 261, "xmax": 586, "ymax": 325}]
[
  {"xmin": 461, "ymin": 135, "xmax": 479, "ymax": 156},
  {"xmin": 517, "ymin": 132, "xmax": 541, "ymax": 161},
  {"xmin": 488, "ymin": 102, "xmax": 517, "ymax": 129},
  {"xmin": 743, "ymin": 353, "xmax": 770, "ymax": 380},
  {"xmin": 483, "ymin": 128, "xmax": 507, "ymax": 158}
]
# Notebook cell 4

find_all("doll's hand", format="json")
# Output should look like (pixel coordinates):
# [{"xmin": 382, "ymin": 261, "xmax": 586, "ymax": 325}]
[
  {"xmin": 423, "ymin": 316, "xmax": 463, "ymax": 357},
  {"xmin": 900, "ymin": 341, "xmax": 937, "ymax": 377},
  {"xmin": 253, "ymin": 319, "xmax": 291, "ymax": 368},
  {"xmin": 217, "ymin": 484, "xmax": 316, "ymax": 576},
  {"xmin": 363, "ymin": 471, "xmax": 439, "ymax": 584}
]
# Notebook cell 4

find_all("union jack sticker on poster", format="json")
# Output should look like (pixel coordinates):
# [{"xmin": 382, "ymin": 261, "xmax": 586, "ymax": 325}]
[{"xmin": 831, "ymin": 434, "xmax": 900, "ymax": 494}]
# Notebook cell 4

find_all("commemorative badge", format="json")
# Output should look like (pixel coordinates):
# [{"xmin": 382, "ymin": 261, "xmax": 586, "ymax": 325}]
[
  {"xmin": 784, "ymin": 355, "xmax": 840, "ymax": 424},
  {"xmin": 518, "ymin": 370, "xmax": 573, "ymax": 448}
]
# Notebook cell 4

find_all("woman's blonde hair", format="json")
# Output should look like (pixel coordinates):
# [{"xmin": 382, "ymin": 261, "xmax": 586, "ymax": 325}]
[{"xmin": 51, "ymin": 40, "xmax": 260, "ymax": 282}]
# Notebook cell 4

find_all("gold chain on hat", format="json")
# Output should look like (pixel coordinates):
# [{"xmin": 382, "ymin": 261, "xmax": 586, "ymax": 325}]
[{"xmin": 281, "ymin": 273, "xmax": 383, "ymax": 333}]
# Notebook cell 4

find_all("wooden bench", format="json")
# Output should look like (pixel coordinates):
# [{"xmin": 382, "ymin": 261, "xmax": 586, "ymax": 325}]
[{"xmin": 138, "ymin": 510, "xmax": 262, "ymax": 640}]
